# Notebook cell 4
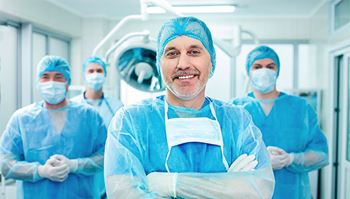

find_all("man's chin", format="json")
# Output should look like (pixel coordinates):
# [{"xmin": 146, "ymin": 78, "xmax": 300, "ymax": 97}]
[{"xmin": 172, "ymin": 89, "xmax": 201, "ymax": 101}]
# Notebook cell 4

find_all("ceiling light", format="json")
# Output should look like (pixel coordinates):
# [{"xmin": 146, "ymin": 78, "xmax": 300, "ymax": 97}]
[{"xmin": 147, "ymin": 5, "xmax": 236, "ymax": 14}]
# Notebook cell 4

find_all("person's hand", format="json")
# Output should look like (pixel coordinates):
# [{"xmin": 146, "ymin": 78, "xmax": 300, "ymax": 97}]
[
  {"xmin": 147, "ymin": 172, "xmax": 177, "ymax": 197},
  {"xmin": 38, "ymin": 158, "xmax": 69, "ymax": 182},
  {"xmin": 50, "ymin": 154, "xmax": 78, "ymax": 173},
  {"xmin": 228, "ymin": 154, "xmax": 258, "ymax": 172},
  {"xmin": 267, "ymin": 146, "xmax": 294, "ymax": 170}
]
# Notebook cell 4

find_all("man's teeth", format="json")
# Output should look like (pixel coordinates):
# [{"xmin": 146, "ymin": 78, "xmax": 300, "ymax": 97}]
[{"xmin": 178, "ymin": 75, "xmax": 194, "ymax": 79}]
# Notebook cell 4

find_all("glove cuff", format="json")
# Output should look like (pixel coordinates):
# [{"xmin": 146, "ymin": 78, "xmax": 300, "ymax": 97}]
[
  {"xmin": 287, "ymin": 153, "xmax": 295, "ymax": 166},
  {"xmin": 70, "ymin": 159, "xmax": 79, "ymax": 173},
  {"xmin": 34, "ymin": 165, "xmax": 44, "ymax": 181}
]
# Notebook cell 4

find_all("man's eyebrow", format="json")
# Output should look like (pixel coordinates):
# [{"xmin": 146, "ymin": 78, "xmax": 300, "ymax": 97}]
[
  {"xmin": 164, "ymin": 47, "xmax": 176, "ymax": 52},
  {"xmin": 189, "ymin": 45, "xmax": 204, "ymax": 49}
]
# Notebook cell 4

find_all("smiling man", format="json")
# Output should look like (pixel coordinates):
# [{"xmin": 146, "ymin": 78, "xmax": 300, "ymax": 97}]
[{"xmin": 104, "ymin": 17, "xmax": 275, "ymax": 198}]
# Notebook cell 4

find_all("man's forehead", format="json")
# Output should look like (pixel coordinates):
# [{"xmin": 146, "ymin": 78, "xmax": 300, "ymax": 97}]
[
  {"xmin": 87, "ymin": 62, "xmax": 103, "ymax": 69},
  {"xmin": 42, "ymin": 71, "xmax": 64, "ymax": 76},
  {"xmin": 253, "ymin": 58, "xmax": 276, "ymax": 65},
  {"xmin": 165, "ymin": 36, "xmax": 204, "ymax": 49}
]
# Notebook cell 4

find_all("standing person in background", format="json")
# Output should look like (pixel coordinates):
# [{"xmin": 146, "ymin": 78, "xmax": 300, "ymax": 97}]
[
  {"xmin": 104, "ymin": 16, "xmax": 274, "ymax": 198},
  {"xmin": 0, "ymin": 55, "xmax": 106, "ymax": 199},
  {"xmin": 232, "ymin": 45, "xmax": 329, "ymax": 199},
  {"xmin": 71, "ymin": 56, "xmax": 123, "ymax": 127},
  {"xmin": 71, "ymin": 56, "xmax": 122, "ymax": 198}
]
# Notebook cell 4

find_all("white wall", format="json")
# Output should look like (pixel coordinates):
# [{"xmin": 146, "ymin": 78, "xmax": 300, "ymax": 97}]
[
  {"xmin": 0, "ymin": 0, "xmax": 81, "ymax": 37},
  {"xmin": 308, "ymin": 1, "xmax": 350, "ymax": 199}
]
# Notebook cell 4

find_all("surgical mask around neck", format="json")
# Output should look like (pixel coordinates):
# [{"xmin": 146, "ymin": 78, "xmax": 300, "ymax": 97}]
[
  {"xmin": 164, "ymin": 100, "xmax": 229, "ymax": 172},
  {"xmin": 250, "ymin": 68, "xmax": 277, "ymax": 94},
  {"xmin": 38, "ymin": 81, "xmax": 67, "ymax": 105},
  {"xmin": 85, "ymin": 73, "xmax": 105, "ymax": 91}
]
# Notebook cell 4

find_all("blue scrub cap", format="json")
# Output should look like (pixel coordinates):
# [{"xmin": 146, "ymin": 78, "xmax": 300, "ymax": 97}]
[
  {"xmin": 37, "ymin": 55, "xmax": 71, "ymax": 85},
  {"xmin": 246, "ymin": 45, "xmax": 280, "ymax": 76},
  {"xmin": 156, "ymin": 16, "xmax": 216, "ymax": 77},
  {"xmin": 83, "ymin": 56, "xmax": 107, "ymax": 77}
]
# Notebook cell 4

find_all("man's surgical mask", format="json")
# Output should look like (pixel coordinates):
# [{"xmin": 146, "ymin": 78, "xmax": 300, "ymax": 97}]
[
  {"xmin": 250, "ymin": 68, "xmax": 277, "ymax": 94},
  {"xmin": 85, "ymin": 73, "xmax": 105, "ymax": 91},
  {"xmin": 38, "ymin": 81, "xmax": 67, "ymax": 105}
]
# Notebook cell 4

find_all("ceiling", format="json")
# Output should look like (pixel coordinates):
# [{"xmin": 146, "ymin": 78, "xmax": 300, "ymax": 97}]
[{"xmin": 46, "ymin": 0, "xmax": 330, "ymax": 20}]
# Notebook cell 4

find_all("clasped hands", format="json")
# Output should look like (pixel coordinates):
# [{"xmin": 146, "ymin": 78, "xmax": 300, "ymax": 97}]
[{"xmin": 38, "ymin": 154, "xmax": 78, "ymax": 182}]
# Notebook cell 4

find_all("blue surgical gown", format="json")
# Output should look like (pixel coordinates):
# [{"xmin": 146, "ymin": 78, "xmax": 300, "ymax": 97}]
[
  {"xmin": 233, "ymin": 92, "xmax": 329, "ymax": 199},
  {"xmin": 104, "ymin": 96, "xmax": 275, "ymax": 198},
  {"xmin": 71, "ymin": 92, "xmax": 123, "ymax": 127},
  {"xmin": 71, "ymin": 92, "xmax": 122, "ymax": 197},
  {"xmin": 0, "ymin": 101, "xmax": 107, "ymax": 199}
]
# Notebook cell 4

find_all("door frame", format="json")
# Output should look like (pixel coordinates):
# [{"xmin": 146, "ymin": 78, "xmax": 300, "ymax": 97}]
[{"xmin": 329, "ymin": 43, "xmax": 350, "ymax": 199}]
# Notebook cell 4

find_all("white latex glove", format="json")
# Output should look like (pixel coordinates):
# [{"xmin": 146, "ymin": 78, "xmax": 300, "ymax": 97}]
[
  {"xmin": 38, "ymin": 158, "xmax": 69, "ymax": 182},
  {"xmin": 267, "ymin": 146, "xmax": 294, "ymax": 170},
  {"xmin": 229, "ymin": 154, "xmax": 258, "ymax": 172},
  {"xmin": 51, "ymin": 154, "xmax": 78, "ymax": 173},
  {"xmin": 147, "ymin": 172, "xmax": 177, "ymax": 197}
]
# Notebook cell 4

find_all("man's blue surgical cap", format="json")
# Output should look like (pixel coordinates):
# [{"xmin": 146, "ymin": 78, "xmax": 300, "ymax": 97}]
[
  {"xmin": 37, "ymin": 55, "xmax": 71, "ymax": 85},
  {"xmin": 83, "ymin": 56, "xmax": 107, "ymax": 77},
  {"xmin": 246, "ymin": 45, "xmax": 280, "ymax": 76},
  {"xmin": 156, "ymin": 16, "xmax": 216, "ymax": 77}
]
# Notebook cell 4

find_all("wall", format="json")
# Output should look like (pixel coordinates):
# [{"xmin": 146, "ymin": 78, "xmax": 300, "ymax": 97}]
[
  {"xmin": 0, "ymin": 0, "xmax": 81, "ymax": 37},
  {"xmin": 70, "ymin": 18, "xmax": 111, "ymax": 84},
  {"xmin": 309, "ymin": 1, "xmax": 350, "ymax": 198}
]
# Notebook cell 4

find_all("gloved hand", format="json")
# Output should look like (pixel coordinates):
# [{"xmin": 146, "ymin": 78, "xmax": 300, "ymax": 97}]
[
  {"xmin": 267, "ymin": 146, "xmax": 294, "ymax": 170},
  {"xmin": 50, "ymin": 154, "xmax": 78, "ymax": 173},
  {"xmin": 147, "ymin": 172, "xmax": 177, "ymax": 197},
  {"xmin": 229, "ymin": 154, "xmax": 258, "ymax": 172},
  {"xmin": 38, "ymin": 158, "xmax": 69, "ymax": 182}
]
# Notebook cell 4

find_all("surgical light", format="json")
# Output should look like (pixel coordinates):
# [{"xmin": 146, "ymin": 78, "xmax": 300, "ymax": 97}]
[{"xmin": 113, "ymin": 36, "xmax": 165, "ymax": 92}]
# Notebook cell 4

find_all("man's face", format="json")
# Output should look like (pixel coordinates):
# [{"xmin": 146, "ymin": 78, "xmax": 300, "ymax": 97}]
[
  {"xmin": 39, "ymin": 71, "xmax": 67, "ymax": 83},
  {"xmin": 85, "ymin": 63, "xmax": 105, "ymax": 76},
  {"xmin": 160, "ymin": 36, "xmax": 212, "ymax": 100},
  {"xmin": 39, "ymin": 71, "xmax": 68, "ymax": 91},
  {"xmin": 250, "ymin": 58, "xmax": 277, "ymax": 73}
]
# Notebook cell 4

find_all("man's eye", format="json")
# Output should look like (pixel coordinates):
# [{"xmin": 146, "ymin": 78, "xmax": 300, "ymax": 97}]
[
  {"xmin": 188, "ymin": 49, "xmax": 200, "ymax": 56},
  {"xmin": 165, "ymin": 50, "xmax": 179, "ymax": 58}
]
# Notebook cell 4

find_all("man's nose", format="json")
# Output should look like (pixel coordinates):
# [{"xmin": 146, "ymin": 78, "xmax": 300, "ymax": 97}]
[{"xmin": 177, "ymin": 54, "xmax": 191, "ymax": 70}]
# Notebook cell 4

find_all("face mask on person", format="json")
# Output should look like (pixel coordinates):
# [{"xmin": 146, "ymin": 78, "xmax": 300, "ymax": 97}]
[
  {"xmin": 250, "ymin": 68, "xmax": 277, "ymax": 94},
  {"xmin": 38, "ymin": 81, "xmax": 67, "ymax": 105},
  {"xmin": 85, "ymin": 73, "xmax": 105, "ymax": 91}
]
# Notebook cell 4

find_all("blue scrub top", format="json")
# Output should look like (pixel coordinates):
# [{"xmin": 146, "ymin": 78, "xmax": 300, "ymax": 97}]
[{"xmin": 233, "ymin": 92, "xmax": 328, "ymax": 199}]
